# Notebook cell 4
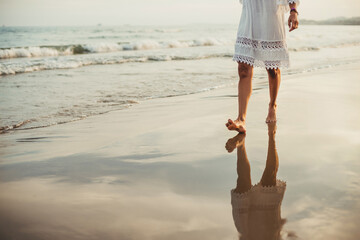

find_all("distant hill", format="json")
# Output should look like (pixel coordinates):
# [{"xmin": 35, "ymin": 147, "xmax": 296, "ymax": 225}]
[{"xmin": 301, "ymin": 17, "xmax": 360, "ymax": 25}]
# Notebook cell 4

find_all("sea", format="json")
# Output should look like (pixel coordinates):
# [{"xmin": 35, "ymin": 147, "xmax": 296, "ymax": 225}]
[{"xmin": 1, "ymin": 24, "xmax": 360, "ymax": 133}]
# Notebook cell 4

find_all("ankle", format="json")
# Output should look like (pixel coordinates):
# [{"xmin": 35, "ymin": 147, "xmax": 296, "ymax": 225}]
[
  {"xmin": 269, "ymin": 103, "xmax": 277, "ymax": 108},
  {"xmin": 236, "ymin": 116, "xmax": 246, "ymax": 122}
]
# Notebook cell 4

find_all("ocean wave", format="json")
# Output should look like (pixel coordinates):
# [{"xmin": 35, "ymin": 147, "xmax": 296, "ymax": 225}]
[
  {"xmin": 0, "ymin": 38, "xmax": 232, "ymax": 59},
  {"xmin": 0, "ymin": 45, "xmax": 356, "ymax": 76},
  {"xmin": 0, "ymin": 99, "xmax": 140, "ymax": 134},
  {"xmin": 0, "ymin": 119, "xmax": 32, "ymax": 133},
  {"xmin": 0, "ymin": 117, "xmax": 85, "ymax": 134},
  {"xmin": 0, "ymin": 53, "xmax": 232, "ymax": 75},
  {"xmin": 2, "ymin": 39, "xmax": 359, "ymax": 60},
  {"xmin": 0, "ymin": 46, "xmax": 72, "ymax": 59}
]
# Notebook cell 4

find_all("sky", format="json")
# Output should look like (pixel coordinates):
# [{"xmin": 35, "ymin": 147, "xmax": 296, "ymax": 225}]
[{"xmin": 0, "ymin": 0, "xmax": 359, "ymax": 26}]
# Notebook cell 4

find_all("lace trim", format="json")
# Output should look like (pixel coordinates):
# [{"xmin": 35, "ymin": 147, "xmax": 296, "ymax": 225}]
[
  {"xmin": 231, "ymin": 179, "xmax": 286, "ymax": 209},
  {"xmin": 232, "ymin": 54, "xmax": 289, "ymax": 69},
  {"xmin": 235, "ymin": 37, "xmax": 287, "ymax": 51},
  {"xmin": 231, "ymin": 179, "xmax": 286, "ymax": 197},
  {"xmin": 252, "ymin": 179, "xmax": 287, "ymax": 192},
  {"xmin": 231, "ymin": 187, "xmax": 252, "ymax": 200}
]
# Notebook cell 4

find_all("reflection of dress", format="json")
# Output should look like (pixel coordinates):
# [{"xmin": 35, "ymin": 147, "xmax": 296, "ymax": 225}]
[
  {"xmin": 233, "ymin": 0, "xmax": 300, "ymax": 69},
  {"xmin": 231, "ymin": 179, "xmax": 286, "ymax": 240}
]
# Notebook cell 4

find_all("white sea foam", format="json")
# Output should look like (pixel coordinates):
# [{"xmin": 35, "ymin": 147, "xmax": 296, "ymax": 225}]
[
  {"xmin": 0, "ymin": 52, "xmax": 234, "ymax": 75},
  {"xmin": 166, "ymin": 40, "xmax": 190, "ymax": 48},
  {"xmin": 0, "ymin": 46, "xmax": 73, "ymax": 59},
  {"xmin": 0, "ymin": 38, "xmax": 235, "ymax": 59},
  {"xmin": 2, "ymin": 36, "xmax": 359, "ymax": 60},
  {"xmin": 84, "ymin": 42, "xmax": 122, "ymax": 53},
  {"xmin": 131, "ymin": 40, "xmax": 162, "ymax": 50},
  {"xmin": 0, "ymin": 55, "xmax": 160, "ymax": 75},
  {"xmin": 192, "ymin": 38, "xmax": 230, "ymax": 46}
]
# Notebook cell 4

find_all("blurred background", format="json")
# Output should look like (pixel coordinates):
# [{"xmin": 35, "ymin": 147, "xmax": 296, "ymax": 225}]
[{"xmin": 1, "ymin": 0, "xmax": 360, "ymax": 25}]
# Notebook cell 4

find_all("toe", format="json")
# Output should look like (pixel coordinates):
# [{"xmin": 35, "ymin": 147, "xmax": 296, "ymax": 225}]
[{"xmin": 227, "ymin": 123, "xmax": 236, "ymax": 131}]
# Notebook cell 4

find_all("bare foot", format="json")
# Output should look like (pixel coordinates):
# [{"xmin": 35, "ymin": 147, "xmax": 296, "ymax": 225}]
[
  {"xmin": 225, "ymin": 118, "xmax": 246, "ymax": 133},
  {"xmin": 266, "ymin": 104, "xmax": 277, "ymax": 123},
  {"xmin": 225, "ymin": 133, "xmax": 246, "ymax": 153}
]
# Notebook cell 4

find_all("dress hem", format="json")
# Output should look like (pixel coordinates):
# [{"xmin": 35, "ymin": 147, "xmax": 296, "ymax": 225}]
[{"xmin": 232, "ymin": 54, "xmax": 290, "ymax": 69}]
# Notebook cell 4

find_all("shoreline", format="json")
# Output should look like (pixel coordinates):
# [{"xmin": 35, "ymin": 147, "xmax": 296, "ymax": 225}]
[
  {"xmin": 2, "ymin": 48, "xmax": 360, "ymax": 136},
  {"xmin": 1, "ymin": 61, "xmax": 359, "ymax": 163}
]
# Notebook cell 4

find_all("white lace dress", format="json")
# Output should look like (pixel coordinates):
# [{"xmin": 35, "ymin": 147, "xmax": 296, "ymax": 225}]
[
  {"xmin": 231, "ymin": 179, "xmax": 287, "ymax": 240},
  {"xmin": 233, "ymin": 0, "xmax": 300, "ymax": 69}
]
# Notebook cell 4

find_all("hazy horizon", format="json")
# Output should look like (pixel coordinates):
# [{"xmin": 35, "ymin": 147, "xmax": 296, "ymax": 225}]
[
  {"xmin": 1, "ymin": 0, "xmax": 360, "ymax": 26},
  {"xmin": 1, "ymin": 18, "xmax": 360, "ymax": 28}
]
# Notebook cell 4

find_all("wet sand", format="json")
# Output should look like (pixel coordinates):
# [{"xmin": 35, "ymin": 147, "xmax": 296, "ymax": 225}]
[{"xmin": 0, "ymin": 63, "xmax": 359, "ymax": 240}]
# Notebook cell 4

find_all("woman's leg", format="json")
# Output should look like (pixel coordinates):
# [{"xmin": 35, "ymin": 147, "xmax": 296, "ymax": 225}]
[
  {"xmin": 260, "ymin": 122, "xmax": 278, "ymax": 187},
  {"xmin": 226, "ymin": 62, "xmax": 253, "ymax": 133},
  {"xmin": 266, "ymin": 68, "xmax": 281, "ymax": 123}
]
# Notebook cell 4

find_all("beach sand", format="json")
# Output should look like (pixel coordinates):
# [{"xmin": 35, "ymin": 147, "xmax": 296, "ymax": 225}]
[{"xmin": 0, "ymin": 63, "xmax": 359, "ymax": 239}]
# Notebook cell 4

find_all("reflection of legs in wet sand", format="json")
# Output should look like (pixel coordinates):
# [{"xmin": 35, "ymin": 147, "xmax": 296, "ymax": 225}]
[
  {"xmin": 229, "ymin": 123, "xmax": 286, "ymax": 240},
  {"xmin": 260, "ymin": 122, "xmax": 278, "ymax": 187},
  {"xmin": 226, "ymin": 133, "xmax": 251, "ymax": 194},
  {"xmin": 227, "ymin": 123, "xmax": 278, "ymax": 194}
]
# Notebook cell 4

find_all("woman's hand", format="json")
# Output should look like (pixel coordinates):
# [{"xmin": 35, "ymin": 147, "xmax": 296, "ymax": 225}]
[{"xmin": 288, "ymin": 12, "xmax": 299, "ymax": 32}]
